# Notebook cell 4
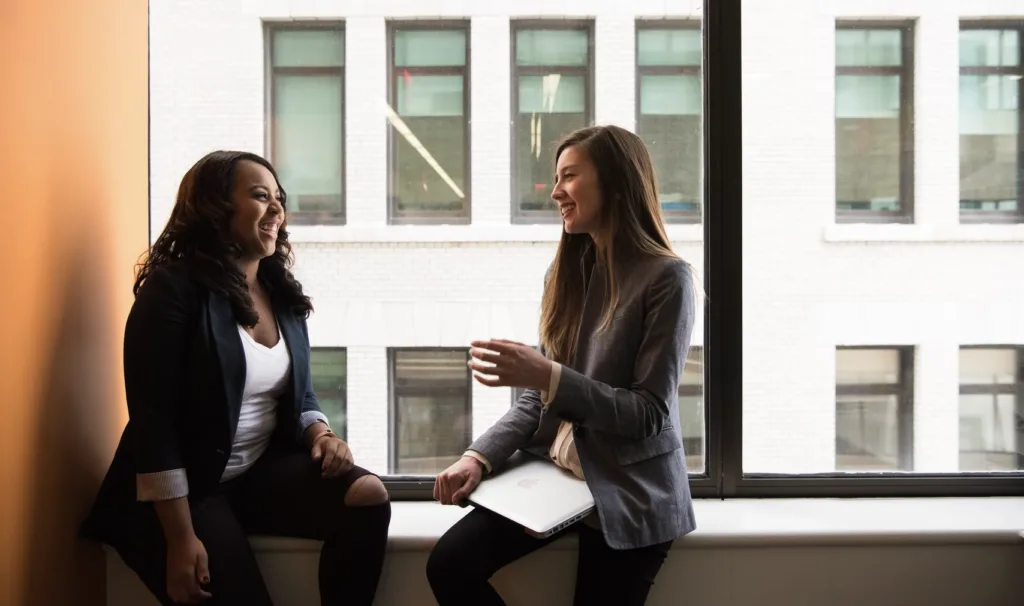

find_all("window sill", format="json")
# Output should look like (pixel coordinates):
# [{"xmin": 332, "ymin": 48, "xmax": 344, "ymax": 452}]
[
  {"xmin": 242, "ymin": 497, "xmax": 1024, "ymax": 553},
  {"xmin": 824, "ymin": 223, "xmax": 1024, "ymax": 243},
  {"xmin": 288, "ymin": 224, "xmax": 703, "ymax": 244}
]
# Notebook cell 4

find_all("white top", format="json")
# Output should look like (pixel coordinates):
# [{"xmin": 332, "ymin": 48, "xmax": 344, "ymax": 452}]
[{"xmin": 220, "ymin": 323, "xmax": 291, "ymax": 482}]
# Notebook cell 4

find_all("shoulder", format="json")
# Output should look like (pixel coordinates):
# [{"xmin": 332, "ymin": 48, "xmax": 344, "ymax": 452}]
[
  {"xmin": 134, "ymin": 262, "xmax": 204, "ymax": 309},
  {"xmin": 634, "ymin": 255, "xmax": 693, "ymax": 290}
]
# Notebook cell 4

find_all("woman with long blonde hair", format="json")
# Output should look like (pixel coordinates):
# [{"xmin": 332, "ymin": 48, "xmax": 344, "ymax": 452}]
[{"xmin": 428, "ymin": 125, "xmax": 698, "ymax": 606}]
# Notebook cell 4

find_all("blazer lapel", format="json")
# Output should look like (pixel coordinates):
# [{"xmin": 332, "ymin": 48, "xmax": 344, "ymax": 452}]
[
  {"xmin": 207, "ymin": 292, "xmax": 245, "ymax": 442},
  {"xmin": 276, "ymin": 307, "xmax": 305, "ymax": 415}
]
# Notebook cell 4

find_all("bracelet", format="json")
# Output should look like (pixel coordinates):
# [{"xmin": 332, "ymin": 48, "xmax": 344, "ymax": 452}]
[{"xmin": 312, "ymin": 428, "xmax": 335, "ymax": 444}]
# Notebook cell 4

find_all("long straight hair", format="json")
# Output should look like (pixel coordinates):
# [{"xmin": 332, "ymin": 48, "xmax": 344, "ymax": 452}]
[{"xmin": 539, "ymin": 125, "xmax": 693, "ymax": 365}]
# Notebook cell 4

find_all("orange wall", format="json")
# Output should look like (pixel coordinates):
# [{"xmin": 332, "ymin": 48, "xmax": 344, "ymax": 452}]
[{"xmin": 0, "ymin": 1, "xmax": 148, "ymax": 604}]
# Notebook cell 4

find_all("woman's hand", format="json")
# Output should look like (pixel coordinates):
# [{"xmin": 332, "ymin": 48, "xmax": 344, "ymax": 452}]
[
  {"xmin": 310, "ymin": 432, "xmax": 355, "ymax": 478},
  {"xmin": 165, "ymin": 533, "xmax": 211, "ymax": 604},
  {"xmin": 468, "ymin": 339, "xmax": 553, "ymax": 391},
  {"xmin": 434, "ymin": 456, "xmax": 485, "ymax": 506}
]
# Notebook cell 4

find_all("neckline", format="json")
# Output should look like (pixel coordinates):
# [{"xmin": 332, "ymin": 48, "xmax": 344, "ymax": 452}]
[{"xmin": 237, "ymin": 323, "xmax": 284, "ymax": 353}]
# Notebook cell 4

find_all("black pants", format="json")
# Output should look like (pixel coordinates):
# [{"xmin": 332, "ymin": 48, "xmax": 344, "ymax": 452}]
[
  {"xmin": 426, "ymin": 508, "xmax": 672, "ymax": 606},
  {"xmin": 110, "ymin": 445, "xmax": 391, "ymax": 606}
]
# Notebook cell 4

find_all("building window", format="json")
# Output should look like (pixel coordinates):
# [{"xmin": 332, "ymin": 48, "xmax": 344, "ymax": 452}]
[
  {"xmin": 266, "ymin": 25, "xmax": 345, "ymax": 225},
  {"xmin": 835, "ymin": 347, "xmax": 914, "ymax": 471},
  {"xmin": 835, "ymin": 24, "xmax": 914, "ymax": 222},
  {"xmin": 511, "ymin": 22, "xmax": 593, "ymax": 223},
  {"xmin": 310, "ymin": 348, "xmax": 347, "ymax": 441},
  {"xmin": 389, "ymin": 349, "xmax": 472, "ymax": 475},
  {"xmin": 958, "ymin": 347, "xmax": 1024, "ymax": 471},
  {"xmin": 679, "ymin": 347, "xmax": 705, "ymax": 473},
  {"xmin": 387, "ymin": 23, "xmax": 470, "ymax": 224},
  {"xmin": 512, "ymin": 386, "xmax": 528, "ymax": 406},
  {"xmin": 636, "ymin": 22, "xmax": 702, "ymax": 223},
  {"xmin": 959, "ymin": 25, "xmax": 1023, "ymax": 223}
]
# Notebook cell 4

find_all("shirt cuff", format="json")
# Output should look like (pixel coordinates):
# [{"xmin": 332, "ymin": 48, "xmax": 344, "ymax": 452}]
[
  {"xmin": 540, "ymin": 362, "xmax": 562, "ymax": 407},
  {"xmin": 463, "ymin": 450, "xmax": 492, "ymax": 474},
  {"xmin": 136, "ymin": 469, "xmax": 189, "ymax": 501},
  {"xmin": 300, "ymin": 411, "xmax": 330, "ymax": 433}
]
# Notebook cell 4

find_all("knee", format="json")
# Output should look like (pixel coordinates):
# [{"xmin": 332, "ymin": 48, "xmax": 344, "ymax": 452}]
[{"xmin": 344, "ymin": 475, "xmax": 390, "ymax": 507}]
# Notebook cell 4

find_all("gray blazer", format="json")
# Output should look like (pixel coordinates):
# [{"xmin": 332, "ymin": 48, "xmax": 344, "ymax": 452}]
[{"xmin": 468, "ymin": 250, "xmax": 697, "ymax": 550}]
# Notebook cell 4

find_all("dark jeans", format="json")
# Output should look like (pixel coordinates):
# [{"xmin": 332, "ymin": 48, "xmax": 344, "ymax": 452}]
[
  {"xmin": 426, "ymin": 508, "xmax": 672, "ymax": 606},
  {"xmin": 110, "ymin": 444, "xmax": 391, "ymax": 606}
]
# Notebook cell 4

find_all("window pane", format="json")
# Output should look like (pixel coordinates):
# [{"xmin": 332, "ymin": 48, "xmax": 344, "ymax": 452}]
[
  {"xmin": 836, "ymin": 74, "xmax": 903, "ymax": 213},
  {"xmin": 311, "ymin": 349, "xmax": 347, "ymax": 440},
  {"xmin": 836, "ymin": 394, "xmax": 901, "ymax": 470},
  {"xmin": 515, "ymin": 29, "xmax": 588, "ymax": 66},
  {"xmin": 959, "ymin": 71, "xmax": 1020, "ymax": 214},
  {"xmin": 638, "ymin": 74, "xmax": 701, "ymax": 216},
  {"xmin": 836, "ymin": 29, "xmax": 902, "ymax": 67},
  {"xmin": 272, "ymin": 29, "xmax": 344, "ymax": 67},
  {"xmin": 515, "ymin": 74, "xmax": 587, "ymax": 213},
  {"xmin": 273, "ymin": 74, "xmax": 343, "ymax": 213},
  {"xmin": 959, "ymin": 394, "xmax": 1022, "ymax": 471},
  {"xmin": 680, "ymin": 347, "xmax": 705, "ymax": 473},
  {"xmin": 392, "ymin": 350, "xmax": 471, "ymax": 475},
  {"xmin": 392, "ymin": 75, "xmax": 466, "ymax": 216},
  {"xmin": 960, "ymin": 348, "xmax": 1017, "ymax": 385},
  {"xmin": 960, "ymin": 29, "xmax": 1020, "ymax": 67},
  {"xmin": 836, "ymin": 349, "xmax": 901, "ymax": 384},
  {"xmin": 637, "ymin": 28, "xmax": 701, "ymax": 66},
  {"xmin": 394, "ymin": 29, "xmax": 466, "ymax": 67}
]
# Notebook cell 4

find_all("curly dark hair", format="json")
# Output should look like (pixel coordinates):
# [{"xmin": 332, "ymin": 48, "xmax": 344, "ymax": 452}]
[{"xmin": 134, "ymin": 150, "xmax": 312, "ymax": 326}]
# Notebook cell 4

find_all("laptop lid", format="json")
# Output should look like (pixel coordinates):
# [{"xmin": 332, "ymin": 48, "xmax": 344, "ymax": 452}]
[{"xmin": 467, "ymin": 451, "xmax": 595, "ymax": 536}]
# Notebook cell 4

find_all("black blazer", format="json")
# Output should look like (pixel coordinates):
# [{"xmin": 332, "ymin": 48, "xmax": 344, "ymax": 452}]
[{"xmin": 82, "ymin": 262, "xmax": 324, "ymax": 542}]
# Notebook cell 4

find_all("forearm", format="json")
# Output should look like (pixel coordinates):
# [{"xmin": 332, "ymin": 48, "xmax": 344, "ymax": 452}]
[
  {"xmin": 548, "ymin": 365, "xmax": 669, "ymax": 439},
  {"xmin": 153, "ymin": 497, "xmax": 195, "ymax": 544}
]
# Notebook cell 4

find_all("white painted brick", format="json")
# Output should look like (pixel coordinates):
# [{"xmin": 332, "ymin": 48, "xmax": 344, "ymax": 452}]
[{"xmin": 152, "ymin": 0, "xmax": 1024, "ymax": 478}]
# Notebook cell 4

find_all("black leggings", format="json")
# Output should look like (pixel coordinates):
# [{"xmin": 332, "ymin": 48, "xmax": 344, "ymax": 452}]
[
  {"xmin": 110, "ymin": 445, "xmax": 391, "ymax": 606},
  {"xmin": 426, "ymin": 507, "xmax": 672, "ymax": 606}
]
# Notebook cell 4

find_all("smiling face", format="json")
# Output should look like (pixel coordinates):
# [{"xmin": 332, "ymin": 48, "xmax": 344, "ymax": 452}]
[
  {"xmin": 228, "ymin": 160, "xmax": 284, "ymax": 261},
  {"xmin": 552, "ymin": 144, "xmax": 604, "ymax": 236}
]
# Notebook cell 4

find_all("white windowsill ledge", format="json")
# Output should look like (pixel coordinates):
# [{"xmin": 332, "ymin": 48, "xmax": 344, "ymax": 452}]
[
  {"xmin": 238, "ymin": 497, "xmax": 1024, "ymax": 553},
  {"xmin": 288, "ymin": 224, "xmax": 704, "ymax": 244},
  {"xmin": 824, "ymin": 223, "xmax": 1024, "ymax": 243}
]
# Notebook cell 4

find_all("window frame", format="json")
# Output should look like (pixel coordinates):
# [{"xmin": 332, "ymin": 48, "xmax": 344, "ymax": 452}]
[
  {"xmin": 834, "ymin": 346, "xmax": 915, "ymax": 472},
  {"xmin": 834, "ymin": 21, "xmax": 916, "ymax": 225},
  {"xmin": 958, "ymin": 21, "xmax": 1024, "ymax": 225},
  {"xmin": 958, "ymin": 345, "xmax": 1024, "ymax": 469},
  {"xmin": 635, "ymin": 19, "xmax": 703, "ymax": 225},
  {"xmin": 509, "ymin": 19, "xmax": 595, "ymax": 225},
  {"xmin": 264, "ymin": 21, "xmax": 347, "ymax": 226},
  {"xmin": 387, "ymin": 347, "xmax": 474, "ymax": 479},
  {"xmin": 381, "ymin": 0, "xmax": 1024, "ymax": 501},
  {"xmin": 385, "ymin": 20, "xmax": 472, "ymax": 225}
]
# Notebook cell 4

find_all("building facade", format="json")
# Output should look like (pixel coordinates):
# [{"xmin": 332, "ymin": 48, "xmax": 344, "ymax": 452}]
[{"xmin": 149, "ymin": 0, "xmax": 1024, "ymax": 476}]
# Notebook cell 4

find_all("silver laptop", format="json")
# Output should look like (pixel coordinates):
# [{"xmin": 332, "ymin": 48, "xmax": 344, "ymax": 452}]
[{"xmin": 467, "ymin": 451, "xmax": 595, "ymax": 537}]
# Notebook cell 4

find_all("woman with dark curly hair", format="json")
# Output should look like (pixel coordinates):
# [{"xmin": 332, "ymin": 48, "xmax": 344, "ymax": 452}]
[{"xmin": 81, "ymin": 151, "xmax": 391, "ymax": 606}]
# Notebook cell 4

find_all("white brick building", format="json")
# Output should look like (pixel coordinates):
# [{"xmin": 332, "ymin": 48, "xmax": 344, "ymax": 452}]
[{"xmin": 149, "ymin": 0, "xmax": 1024, "ymax": 476}]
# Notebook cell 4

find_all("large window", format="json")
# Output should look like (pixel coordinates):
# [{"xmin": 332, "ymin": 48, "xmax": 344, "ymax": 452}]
[
  {"xmin": 388, "ymin": 23, "xmax": 470, "ymax": 224},
  {"xmin": 511, "ymin": 22, "xmax": 593, "ymax": 223},
  {"xmin": 959, "ymin": 24, "xmax": 1023, "ymax": 223},
  {"xmin": 266, "ymin": 25, "xmax": 345, "ymax": 224},
  {"xmin": 835, "ymin": 24, "xmax": 914, "ymax": 222},
  {"xmin": 389, "ymin": 349, "xmax": 472, "ymax": 475},
  {"xmin": 636, "ymin": 22, "xmax": 703, "ymax": 223},
  {"xmin": 158, "ymin": 1, "xmax": 1024, "ymax": 501},
  {"xmin": 835, "ymin": 348, "xmax": 914, "ymax": 471},
  {"xmin": 959, "ymin": 347, "xmax": 1024, "ymax": 471},
  {"xmin": 310, "ymin": 348, "xmax": 347, "ymax": 441}
]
